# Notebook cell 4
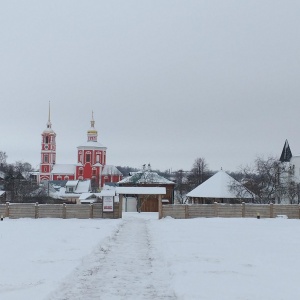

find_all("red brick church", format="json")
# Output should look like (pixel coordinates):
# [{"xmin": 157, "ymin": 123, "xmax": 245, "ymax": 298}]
[{"xmin": 38, "ymin": 105, "xmax": 122, "ymax": 188}]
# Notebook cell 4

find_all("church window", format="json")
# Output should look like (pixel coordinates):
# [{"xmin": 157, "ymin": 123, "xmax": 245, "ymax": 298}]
[
  {"xmin": 64, "ymin": 176, "xmax": 69, "ymax": 180},
  {"xmin": 44, "ymin": 155, "xmax": 48, "ymax": 163},
  {"xmin": 96, "ymin": 154, "xmax": 100, "ymax": 163},
  {"xmin": 45, "ymin": 136, "xmax": 49, "ymax": 144},
  {"xmin": 92, "ymin": 168, "xmax": 96, "ymax": 175},
  {"xmin": 57, "ymin": 176, "xmax": 62, "ymax": 180},
  {"xmin": 79, "ymin": 168, "xmax": 83, "ymax": 175},
  {"xmin": 86, "ymin": 153, "xmax": 91, "ymax": 162}
]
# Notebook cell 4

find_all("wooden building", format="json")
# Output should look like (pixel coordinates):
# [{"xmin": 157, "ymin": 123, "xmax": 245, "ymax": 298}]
[{"xmin": 118, "ymin": 166, "xmax": 175, "ymax": 212}]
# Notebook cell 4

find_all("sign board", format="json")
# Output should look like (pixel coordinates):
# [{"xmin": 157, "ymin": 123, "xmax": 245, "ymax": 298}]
[{"xmin": 103, "ymin": 196, "xmax": 114, "ymax": 212}]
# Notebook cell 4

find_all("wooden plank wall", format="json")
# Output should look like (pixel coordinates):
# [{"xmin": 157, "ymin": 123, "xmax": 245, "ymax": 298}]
[
  {"xmin": 1, "ymin": 202, "xmax": 121, "ymax": 219},
  {"xmin": 273, "ymin": 204, "xmax": 300, "ymax": 219},
  {"xmin": 162, "ymin": 203, "xmax": 300, "ymax": 219},
  {"xmin": 217, "ymin": 204, "xmax": 243, "ymax": 218},
  {"xmin": 38, "ymin": 204, "xmax": 64, "ymax": 218},
  {"xmin": 9, "ymin": 203, "xmax": 36, "ymax": 219},
  {"xmin": 188, "ymin": 205, "xmax": 215, "ymax": 218},
  {"xmin": 0, "ymin": 204, "xmax": 6, "ymax": 217},
  {"xmin": 162, "ymin": 205, "xmax": 186, "ymax": 219}
]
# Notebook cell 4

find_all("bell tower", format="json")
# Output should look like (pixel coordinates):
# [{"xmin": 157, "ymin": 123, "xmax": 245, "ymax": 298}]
[{"xmin": 39, "ymin": 102, "xmax": 56, "ymax": 182}]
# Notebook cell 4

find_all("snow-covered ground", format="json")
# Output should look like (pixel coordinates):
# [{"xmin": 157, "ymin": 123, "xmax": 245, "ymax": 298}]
[{"xmin": 1, "ymin": 213, "xmax": 300, "ymax": 299}]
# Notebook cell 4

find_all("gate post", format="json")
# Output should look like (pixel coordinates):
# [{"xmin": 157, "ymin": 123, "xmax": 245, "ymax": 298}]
[
  {"xmin": 158, "ymin": 195, "xmax": 162, "ymax": 219},
  {"xmin": 119, "ymin": 194, "xmax": 123, "ymax": 218},
  {"xmin": 5, "ymin": 202, "xmax": 9, "ymax": 218}
]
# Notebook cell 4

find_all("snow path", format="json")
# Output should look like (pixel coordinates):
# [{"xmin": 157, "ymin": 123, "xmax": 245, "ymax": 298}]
[{"xmin": 48, "ymin": 214, "xmax": 177, "ymax": 300}]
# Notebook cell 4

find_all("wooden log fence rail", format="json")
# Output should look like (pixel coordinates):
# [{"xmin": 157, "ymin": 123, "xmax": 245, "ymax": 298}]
[
  {"xmin": 0, "ymin": 202, "xmax": 121, "ymax": 219},
  {"xmin": 161, "ymin": 203, "xmax": 300, "ymax": 219}
]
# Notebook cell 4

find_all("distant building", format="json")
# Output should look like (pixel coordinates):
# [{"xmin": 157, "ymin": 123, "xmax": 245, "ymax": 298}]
[
  {"xmin": 38, "ymin": 104, "xmax": 122, "ymax": 189},
  {"xmin": 278, "ymin": 140, "xmax": 300, "ymax": 203},
  {"xmin": 118, "ymin": 164, "xmax": 175, "ymax": 212}
]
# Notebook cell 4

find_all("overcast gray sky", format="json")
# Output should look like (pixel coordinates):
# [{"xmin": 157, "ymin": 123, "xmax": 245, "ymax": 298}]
[{"xmin": 1, "ymin": 1, "xmax": 300, "ymax": 172}]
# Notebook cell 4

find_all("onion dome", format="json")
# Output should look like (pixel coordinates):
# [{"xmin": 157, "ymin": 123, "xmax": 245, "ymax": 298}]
[{"xmin": 87, "ymin": 111, "xmax": 98, "ymax": 142}]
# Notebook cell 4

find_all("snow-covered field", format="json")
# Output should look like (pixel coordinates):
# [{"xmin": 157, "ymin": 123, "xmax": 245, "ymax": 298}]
[{"xmin": 1, "ymin": 213, "xmax": 300, "ymax": 299}]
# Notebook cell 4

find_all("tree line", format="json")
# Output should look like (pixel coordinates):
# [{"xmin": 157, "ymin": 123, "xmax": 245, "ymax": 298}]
[
  {"xmin": 118, "ymin": 155, "xmax": 300, "ymax": 204},
  {"xmin": 0, "ymin": 151, "xmax": 50, "ymax": 203},
  {"xmin": 172, "ymin": 156, "xmax": 300, "ymax": 204},
  {"xmin": 1, "ymin": 148, "xmax": 298, "ymax": 204}
]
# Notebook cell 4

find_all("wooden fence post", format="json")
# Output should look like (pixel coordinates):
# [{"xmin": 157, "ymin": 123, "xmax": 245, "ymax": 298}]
[
  {"xmin": 242, "ymin": 202, "xmax": 245, "ymax": 218},
  {"xmin": 270, "ymin": 203, "xmax": 274, "ymax": 218},
  {"xmin": 158, "ymin": 195, "xmax": 162, "ymax": 219},
  {"xmin": 62, "ymin": 203, "xmax": 66, "ymax": 219},
  {"xmin": 35, "ymin": 202, "xmax": 39, "ymax": 219},
  {"xmin": 5, "ymin": 202, "xmax": 9, "ymax": 218},
  {"xmin": 185, "ymin": 205, "xmax": 189, "ymax": 219},
  {"xmin": 119, "ymin": 194, "xmax": 123, "ymax": 219},
  {"xmin": 90, "ymin": 204, "xmax": 94, "ymax": 219},
  {"xmin": 214, "ymin": 202, "xmax": 218, "ymax": 217}
]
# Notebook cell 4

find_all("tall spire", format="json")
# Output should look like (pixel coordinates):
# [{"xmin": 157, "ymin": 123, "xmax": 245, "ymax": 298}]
[
  {"xmin": 280, "ymin": 139, "xmax": 292, "ymax": 162},
  {"xmin": 47, "ymin": 101, "xmax": 52, "ymax": 129},
  {"xmin": 91, "ymin": 110, "xmax": 95, "ymax": 128}
]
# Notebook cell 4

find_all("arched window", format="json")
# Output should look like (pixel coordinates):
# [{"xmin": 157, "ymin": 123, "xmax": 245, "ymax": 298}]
[
  {"xmin": 86, "ymin": 152, "xmax": 91, "ymax": 163},
  {"xmin": 79, "ymin": 168, "xmax": 83, "ymax": 176}
]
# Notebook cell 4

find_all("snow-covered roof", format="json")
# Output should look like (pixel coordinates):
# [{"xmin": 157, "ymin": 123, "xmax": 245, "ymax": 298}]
[
  {"xmin": 51, "ymin": 164, "xmax": 76, "ymax": 175},
  {"xmin": 93, "ymin": 163, "xmax": 102, "ymax": 167},
  {"xmin": 42, "ymin": 128, "xmax": 55, "ymax": 134},
  {"xmin": 186, "ymin": 170, "xmax": 253, "ymax": 199},
  {"xmin": 102, "ymin": 165, "xmax": 123, "ymax": 176},
  {"xmin": 116, "ymin": 187, "xmax": 166, "ymax": 195},
  {"xmin": 79, "ymin": 193, "xmax": 99, "ymax": 200},
  {"xmin": 118, "ymin": 171, "xmax": 174, "ymax": 185},
  {"xmin": 50, "ymin": 180, "xmax": 91, "ymax": 198},
  {"xmin": 66, "ymin": 180, "xmax": 78, "ymax": 187},
  {"xmin": 99, "ymin": 190, "xmax": 116, "ymax": 196},
  {"xmin": 0, "ymin": 191, "xmax": 6, "ymax": 196},
  {"xmin": 77, "ymin": 141, "xmax": 107, "ymax": 149},
  {"xmin": 76, "ymin": 180, "xmax": 91, "ymax": 193}
]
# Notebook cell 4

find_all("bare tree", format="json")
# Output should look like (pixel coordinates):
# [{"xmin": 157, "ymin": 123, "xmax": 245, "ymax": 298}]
[
  {"xmin": 187, "ymin": 157, "xmax": 210, "ymax": 188},
  {"xmin": 230, "ymin": 156, "xmax": 298, "ymax": 204},
  {"xmin": 174, "ymin": 169, "xmax": 189, "ymax": 204},
  {"xmin": 4, "ymin": 161, "xmax": 37, "ymax": 202},
  {"xmin": 0, "ymin": 151, "xmax": 7, "ymax": 171}
]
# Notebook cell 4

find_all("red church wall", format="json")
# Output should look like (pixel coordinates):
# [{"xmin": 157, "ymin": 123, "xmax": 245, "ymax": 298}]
[
  {"xmin": 101, "ymin": 175, "xmax": 122, "ymax": 185},
  {"xmin": 53, "ymin": 174, "xmax": 75, "ymax": 181}
]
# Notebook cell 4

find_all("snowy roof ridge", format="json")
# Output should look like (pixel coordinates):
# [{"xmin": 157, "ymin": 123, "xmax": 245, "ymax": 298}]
[
  {"xmin": 102, "ymin": 165, "xmax": 122, "ymax": 175},
  {"xmin": 51, "ymin": 164, "xmax": 76, "ymax": 175},
  {"xmin": 187, "ymin": 170, "xmax": 253, "ymax": 199},
  {"xmin": 118, "ymin": 170, "xmax": 174, "ymax": 185}
]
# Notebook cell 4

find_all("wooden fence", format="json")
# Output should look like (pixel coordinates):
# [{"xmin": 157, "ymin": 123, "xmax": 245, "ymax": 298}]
[
  {"xmin": 0, "ymin": 202, "xmax": 122, "ymax": 219},
  {"xmin": 161, "ymin": 203, "xmax": 300, "ymax": 219}
]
